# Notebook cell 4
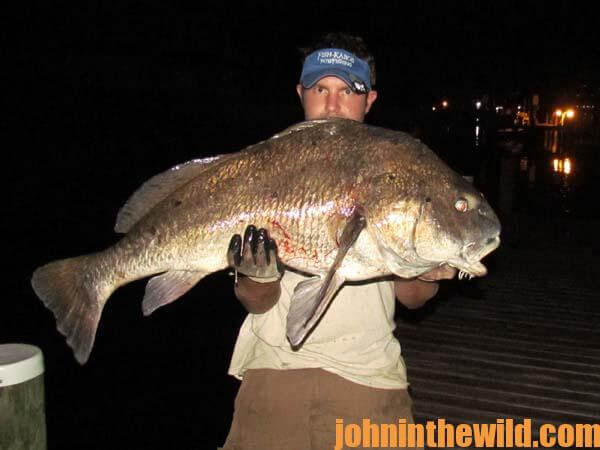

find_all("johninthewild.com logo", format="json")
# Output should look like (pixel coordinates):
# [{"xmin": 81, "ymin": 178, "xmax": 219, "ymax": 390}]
[{"xmin": 334, "ymin": 418, "xmax": 600, "ymax": 448}]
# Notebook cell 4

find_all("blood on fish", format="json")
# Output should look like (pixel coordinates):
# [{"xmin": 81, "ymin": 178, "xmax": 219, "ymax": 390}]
[
  {"xmin": 269, "ymin": 219, "xmax": 291, "ymax": 240},
  {"xmin": 281, "ymin": 239, "xmax": 294, "ymax": 255}
]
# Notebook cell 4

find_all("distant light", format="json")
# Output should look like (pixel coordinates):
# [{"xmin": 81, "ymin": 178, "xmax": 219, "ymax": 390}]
[
  {"xmin": 475, "ymin": 101, "xmax": 482, "ymax": 110},
  {"xmin": 432, "ymin": 106, "xmax": 436, "ymax": 111},
  {"xmin": 495, "ymin": 106, "xmax": 504, "ymax": 113},
  {"xmin": 475, "ymin": 125, "xmax": 480, "ymax": 137},
  {"xmin": 442, "ymin": 100, "xmax": 448, "ymax": 108},
  {"xmin": 518, "ymin": 105, "xmax": 522, "ymax": 110},
  {"xmin": 552, "ymin": 157, "xmax": 572, "ymax": 175},
  {"xmin": 566, "ymin": 109, "xmax": 575, "ymax": 118},
  {"xmin": 555, "ymin": 109, "xmax": 563, "ymax": 117}
]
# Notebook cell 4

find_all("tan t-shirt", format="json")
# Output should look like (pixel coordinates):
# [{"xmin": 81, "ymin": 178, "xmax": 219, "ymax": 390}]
[{"xmin": 228, "ymin": 270, "xmax": 408, "ymax": 389}]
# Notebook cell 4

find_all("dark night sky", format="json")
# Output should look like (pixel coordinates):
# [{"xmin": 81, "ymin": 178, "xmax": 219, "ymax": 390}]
[
  {"xmin": 14, "ymin": 2, "xmax": 600, "ymax": 102},
  {"xmin": 9, "ymin": 1, "xmax": 598, "ymax": 161}
]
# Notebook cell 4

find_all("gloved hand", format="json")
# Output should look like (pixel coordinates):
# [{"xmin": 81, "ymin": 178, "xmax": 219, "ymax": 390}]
[
  {"xmin": 227, "ymin": 225, "xmax": 283, "ymax": 314},
  {"xmin": 227, "ymin": 225, "xmax": 282, "ymax": 281}
]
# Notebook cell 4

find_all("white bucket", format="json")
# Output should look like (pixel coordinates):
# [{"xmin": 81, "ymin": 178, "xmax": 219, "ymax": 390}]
[{"xmin": 0, "ymin": 344, "xmax": 47, "ymax": 450}]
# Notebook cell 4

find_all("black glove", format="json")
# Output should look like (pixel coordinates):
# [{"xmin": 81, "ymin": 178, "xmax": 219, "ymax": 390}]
[{"xmin": 227, "ymin": 225, "xmax": 282, "ymax": 281}]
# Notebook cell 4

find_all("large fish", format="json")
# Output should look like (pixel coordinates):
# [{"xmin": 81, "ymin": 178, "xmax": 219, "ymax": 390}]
[{"xmin": 32, "ymin": 118, "xmax": 501, "ymax": 364}]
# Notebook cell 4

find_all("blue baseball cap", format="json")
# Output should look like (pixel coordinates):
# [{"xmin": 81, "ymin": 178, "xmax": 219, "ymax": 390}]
[{"xmin": 299, "ymin": 48, "xmax": 372, "ymax": 94}]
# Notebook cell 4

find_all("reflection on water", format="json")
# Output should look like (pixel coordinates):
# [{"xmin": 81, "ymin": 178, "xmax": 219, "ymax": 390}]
[
  {"xmin": 552, "ymin": 157, "xmax": 572, "ymax": 175},
  {"xmin": 544, "ymin": 129, "xmax": 560, "ymax": 153},
  {"xmin": 423, "ymin": 109, "xmax": 596, "ymax": 221},
  {"xmin": 420, "ymin": 111, "xmax": 597, "ymax": 219},
  {"xmin": 483, "ymin": 127, "xmax": 597, "ymax": 219}
]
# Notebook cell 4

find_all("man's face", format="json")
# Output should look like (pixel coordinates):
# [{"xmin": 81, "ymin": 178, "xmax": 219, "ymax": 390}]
[{"xmin": 296, "ymin": 76, "xmax": 378, "ymax": 122}]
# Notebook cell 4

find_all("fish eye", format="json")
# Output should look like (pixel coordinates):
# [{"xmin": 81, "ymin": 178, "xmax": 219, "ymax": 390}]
[{"xmin": 455, "ymin": 198, "xmax": 468, "ymax": 212}]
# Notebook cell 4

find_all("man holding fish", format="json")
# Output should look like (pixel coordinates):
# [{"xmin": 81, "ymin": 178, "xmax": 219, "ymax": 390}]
[
  {"xmin": 33, "ymin": 31, "xmax": 500, "ymax": 450},
  {"xmin": 223, "ymin": 32, "xmax": 457, "ymax": 449}
]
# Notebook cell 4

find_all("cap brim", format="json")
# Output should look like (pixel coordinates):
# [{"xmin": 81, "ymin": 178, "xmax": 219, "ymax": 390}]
[{"xmin": 300, "ymin": 68, "xmax": 355, "ymax": 89}]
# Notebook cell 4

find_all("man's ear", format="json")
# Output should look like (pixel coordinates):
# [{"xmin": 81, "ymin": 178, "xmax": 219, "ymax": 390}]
[
  {"xmin": 364, "ymin": 90, "xmax": 378, "ymax": 114},
  {"xmin": 296, "ymin": 84, "xmax": 304, "ymax": 106}
]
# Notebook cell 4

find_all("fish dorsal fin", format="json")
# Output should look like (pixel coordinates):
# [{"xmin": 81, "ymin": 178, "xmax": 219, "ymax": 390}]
[
  {"xmin": 286, "ymin": 209, "xmax": 367, "ymax": 347},
  {"xmin": 270, "ymin": 119, "xmax": 335, "ymax": 140},
  {"xmin": 115, "ymin": 155, "xmax": 231, "ymax": 233}
]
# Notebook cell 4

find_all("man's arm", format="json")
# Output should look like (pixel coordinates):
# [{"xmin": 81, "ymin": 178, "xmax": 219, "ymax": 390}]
[
  {"xmin": 394, "ymin": 265, "xmax": 457, "ymax": 309},
  {"xmin": 229, "ymin": 226, "xmax": 456, "ymax": 313},
  {"xmin": 234, "ymin": 277, "xmax": 281, "ymax": 314},
  {"xmin": 238, "ymin": 271, "xmax": 448, "ymax": 313}
]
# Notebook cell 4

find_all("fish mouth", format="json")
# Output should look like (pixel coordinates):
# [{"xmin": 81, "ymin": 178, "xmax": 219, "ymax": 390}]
[
  {"xmin": 455, "ymin": 263, "xmax": 486, "ymax": 279},
  {"xmin": 449, "ymin": 234, "xmax": 501, "ymax": 279}
]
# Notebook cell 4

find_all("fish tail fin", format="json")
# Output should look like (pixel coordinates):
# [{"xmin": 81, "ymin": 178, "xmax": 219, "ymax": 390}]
[{"xmin": 31, "ymin": 253, "xmax": 114, "ymax": 365}]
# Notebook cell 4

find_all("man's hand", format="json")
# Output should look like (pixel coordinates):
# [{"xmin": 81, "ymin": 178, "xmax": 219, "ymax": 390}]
[
  {"xmin": 417, "ymin": 264, "xmax": 457, "ymax": 282},
  {"xmin": 395, "ymin": 265, "xmax": 457, "ymax": 309},
  {"xmin": 227, "ymin": 225, "xmax": 282, "ymax": 314}
]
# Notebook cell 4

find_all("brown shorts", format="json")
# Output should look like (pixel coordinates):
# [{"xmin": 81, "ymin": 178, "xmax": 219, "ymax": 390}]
[{"xmin": 223, "ymin": 368, "xmax": 421, "ymax": 450}]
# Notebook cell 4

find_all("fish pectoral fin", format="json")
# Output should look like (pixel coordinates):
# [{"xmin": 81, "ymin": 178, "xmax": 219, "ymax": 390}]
[
  {"xmin": 286, "ymin": 210, "xmax": 366, "ymax": 347},
  {"xmin": 286, "ymin": 273, "xmax": 345, "ymax": 347},
  {"xmin": 142, "ymin": 270, "xmax": 208, "ymax": 316}
]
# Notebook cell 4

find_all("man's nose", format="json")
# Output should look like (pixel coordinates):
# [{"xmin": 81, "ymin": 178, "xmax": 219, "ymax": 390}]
[{"xmin": 326, "ymin": 93, "xmax": 340, "ymax": 112}]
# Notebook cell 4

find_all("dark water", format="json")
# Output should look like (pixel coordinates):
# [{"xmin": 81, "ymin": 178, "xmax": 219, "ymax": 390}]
[
  {"xmin": 5, "ymin": 92, "xmax": 599, "ymax": 449},
  {"xmin": 494, "ymin": 129, "xmax": 600, "ymax": 220},
  {"xmin": 417, "ymin": 110, "xmax": 600, "ymax": 222}
]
